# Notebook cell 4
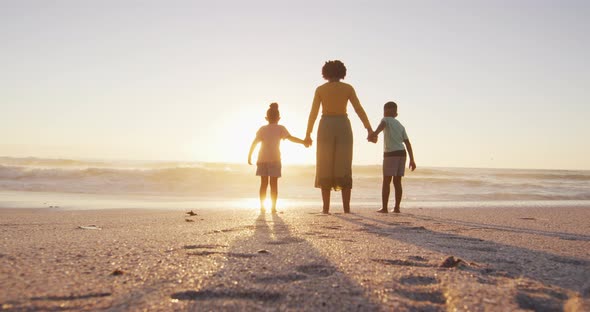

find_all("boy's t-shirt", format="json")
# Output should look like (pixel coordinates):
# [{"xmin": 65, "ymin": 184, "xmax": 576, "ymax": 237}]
[
  {"xmin": 382, "ymin": 117, "xmax": 408, "ymax": 152},
  {"xmin": 256, "ymin": 124, "xmax": 291, "ymax": 163}
]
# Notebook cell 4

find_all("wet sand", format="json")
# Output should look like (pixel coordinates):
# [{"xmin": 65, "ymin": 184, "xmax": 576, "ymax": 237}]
[{"xmin": 1, "ymin": 206, "xmax": 589, "ymax": 311}]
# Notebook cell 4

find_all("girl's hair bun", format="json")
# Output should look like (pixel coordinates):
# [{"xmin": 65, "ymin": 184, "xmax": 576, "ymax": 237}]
[{"xmin": 266, "ymin": 102, "xmax": 280, "ymax": 120}]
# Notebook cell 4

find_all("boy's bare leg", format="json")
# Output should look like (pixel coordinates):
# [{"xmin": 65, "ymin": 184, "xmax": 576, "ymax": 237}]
[
  {"xmin": 259, "ymin": 176, "xmax": 269, "ymax": 211},
  {"xmin": 321, "ymin": 188, "xmax": 331, "ymax": 214},
  {"xmin": 270, "ymin": 177, "xmax": 278, "ymax": 213},
  {"xmin": 393, "ymin": 176, "xmax": 403, "ymax": 213},
  {"xmin": 342, "ymin": 187, "xmax": 351, "ymax": 213},
  {"xmin": 378, "ymin": 176, "xmax": 393, "ymax": 213}
]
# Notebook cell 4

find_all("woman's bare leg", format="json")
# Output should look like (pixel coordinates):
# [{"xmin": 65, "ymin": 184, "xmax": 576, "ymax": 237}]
[
  {"xmin": 321, "ymin": 188, "xmax": 331, "ymax": 214},
  {"xmin": 342, "ymin": 187, "xmax": 351, "ymax": 213}
]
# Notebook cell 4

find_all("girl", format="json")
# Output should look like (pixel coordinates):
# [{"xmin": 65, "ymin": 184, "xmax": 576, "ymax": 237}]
[{"xmin": 248, "ymin": 103, "xmax": 308, "ymax": 213}]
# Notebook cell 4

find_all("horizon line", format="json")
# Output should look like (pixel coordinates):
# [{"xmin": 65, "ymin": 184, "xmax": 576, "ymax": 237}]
[{"xmin": 1, "ymin": 155, "xmax": 588, "ymax": 172}]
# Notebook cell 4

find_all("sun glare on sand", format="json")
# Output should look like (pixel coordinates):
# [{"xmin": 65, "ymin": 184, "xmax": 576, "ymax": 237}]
[{"xmin": 239, "ymin": 197, "xmax": 278, "ymax": 210}]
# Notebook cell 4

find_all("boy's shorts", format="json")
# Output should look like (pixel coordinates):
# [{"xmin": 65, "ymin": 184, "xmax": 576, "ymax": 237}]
[
  {"xmin": 383, "ymin": 156, "xmax": 406, "ymax": 177},
  {"xmin": 256, "ymin": 162, "xmax": 282, "ymax": 177}
]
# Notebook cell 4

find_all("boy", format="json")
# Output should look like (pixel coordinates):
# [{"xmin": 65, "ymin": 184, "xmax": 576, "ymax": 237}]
[{"xmin": 369, "ymin": 101, "xmax": 416, "ymax": 213}]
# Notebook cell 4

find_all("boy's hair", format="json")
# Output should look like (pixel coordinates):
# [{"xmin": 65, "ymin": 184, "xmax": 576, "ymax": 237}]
[
  {"xmin": 266, "ymin": 102, "xmax": 280, "ymax": 121},
  {"xmin": 384, "ymin": 101, "xmax": 397, "ymax": 113},
  {"xmin": 322, "ymin": 60, "xmax": 347, "ymax": 80}
]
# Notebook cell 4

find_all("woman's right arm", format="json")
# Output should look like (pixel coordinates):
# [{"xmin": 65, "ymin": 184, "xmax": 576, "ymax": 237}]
[{"xmin": 305, "ymin": 88, "xmax": 321, "ymax": 145}]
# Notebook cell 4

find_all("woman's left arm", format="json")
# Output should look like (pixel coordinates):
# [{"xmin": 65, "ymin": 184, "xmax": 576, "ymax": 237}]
[{"xmin": 349, "ymin": 87, "xmax": 373, "ymax": 137}]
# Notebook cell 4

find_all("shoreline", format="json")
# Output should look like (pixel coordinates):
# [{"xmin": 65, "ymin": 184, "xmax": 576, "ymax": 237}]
[
  {"xmin": 2, "ymin": 190, "xmax": 590, "ymax": 212},
  {"xmin": 1, "ymin": 206, "xmax": 589, "ymax": 311}
]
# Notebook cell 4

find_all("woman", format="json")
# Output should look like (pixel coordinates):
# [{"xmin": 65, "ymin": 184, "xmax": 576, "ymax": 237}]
[{"xmin": 304, "ymin": 60, "xmax": 373, "ymax": 214}]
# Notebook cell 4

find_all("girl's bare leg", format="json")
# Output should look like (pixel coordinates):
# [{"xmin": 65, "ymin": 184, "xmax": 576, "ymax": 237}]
[
  {"xmin": 270, "ymin": 177, "xmax": 278, "ymax": 213},
  {"xmin": 259, "ymin": 176, "xmax": 269, "ymax": 211}
]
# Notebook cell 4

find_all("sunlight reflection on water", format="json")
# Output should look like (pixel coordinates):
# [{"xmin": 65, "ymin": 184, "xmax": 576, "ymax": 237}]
[{"xmin": 1, "ymin": 191, "xmax": 588, "ymax": 212}]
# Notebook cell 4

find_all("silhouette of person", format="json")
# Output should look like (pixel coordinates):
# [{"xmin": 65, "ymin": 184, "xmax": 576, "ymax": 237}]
[{"xmin": 304, "ymin": 60, "xmax": 373, "ymax": 214}]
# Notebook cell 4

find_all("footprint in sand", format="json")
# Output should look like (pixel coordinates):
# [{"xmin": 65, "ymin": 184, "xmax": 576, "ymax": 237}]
[
  {"xmin": 210, "ymin": 228, "xmax": 237, "ymax": 234},
  {"xmin": 31, "ymin": 292, "xmax": 112, "ymax": 301},
  {"xmin": 187, "ymin": 251, "xmax": 256, "ymax": 258},
  {"xmin": 265, "ymin": 238, "xmax": 305, "ymax": 245},
  {"xmin": 183, "ymin": 244, "xmax": 228, "ymax": 250},
  {"xmin": 442, "ymin": 236, "xmax": 484, "ymax": 242},
  {"xmin": 170, "ymin": 290, "xmax": 282, "ymax": 302},
  {"xmin": 295, "ymin": 264, "xmax": 336, "ymax": 277},
  {"xmin": 515, "ymin": 289, "xmax": 567, "ymax": 311},
  {"xmin": 322, "ymin": 225, "xmax": 343, "ymax": 230},
  {"xmin": 252, "ymin": 273, "xmax": 308, "ymax": 284},
  {"xmin": 400, "ymin": 275, "xmax": 438, "ymax": 286},
  {"xmin": 407, "ymin": 255, "xmax": 428, "ymax": 262},
  {"xmin": 302, "ymin": 231, "xmax": 323, "ymax": 236},
  {"xmin": 396, "ymin": 289, "xmax": 446, "ymax": 304},
  {"xmin": 439, "ymin": 244, "xmax": 497, "ymax": 252},
  {"xmin": 371, "ymin": 258, "xmax": 433, "ymax": 268},
  {"xmin": 549, "ymin": 256, "xmax": 588, "ymax": 266}
]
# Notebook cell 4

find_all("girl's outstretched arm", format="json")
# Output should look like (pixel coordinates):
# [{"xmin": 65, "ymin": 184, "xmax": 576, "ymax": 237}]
[
  {"xmin": 248, "ymin": 138, "xmax": 260, "ymax": 165},
  {"xmin": 287, "ymin": 136, "xmax": 308, "ymax": 147}
]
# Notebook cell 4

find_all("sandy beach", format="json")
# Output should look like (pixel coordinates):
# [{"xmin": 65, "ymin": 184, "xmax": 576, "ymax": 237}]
[{"xmin": 1, "ymin": 206, "xmax": 589, "ymax": 311}]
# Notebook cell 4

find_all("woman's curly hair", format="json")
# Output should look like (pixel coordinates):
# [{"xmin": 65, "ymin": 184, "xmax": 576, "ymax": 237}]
[{"xmin": 322, "ymin": 60, "xmax": 347, "ymax": 80}]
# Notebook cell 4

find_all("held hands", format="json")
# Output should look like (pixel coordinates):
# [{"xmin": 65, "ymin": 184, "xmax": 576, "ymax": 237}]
[
  {"xmin": 368, "ymin": 133, "xmax": 378, "ymax": 143},
  {"xmin": 367, "ymin": 129, "xmax": 378, "ymax": 144},
  {"xmin": 304, "ymin": 136, "xmax": 313, "ymax": 148}
]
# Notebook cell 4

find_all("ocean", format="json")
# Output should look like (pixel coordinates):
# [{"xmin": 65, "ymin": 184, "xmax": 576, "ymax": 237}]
[{"xmin": 1, "ymin": 157, "xmax": 589, "ymax": 211}]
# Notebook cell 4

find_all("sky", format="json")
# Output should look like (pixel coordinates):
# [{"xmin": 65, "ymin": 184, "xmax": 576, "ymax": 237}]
[{"xmin": 1, "ymin": 0, "xmax": 589, "ymax": 170}]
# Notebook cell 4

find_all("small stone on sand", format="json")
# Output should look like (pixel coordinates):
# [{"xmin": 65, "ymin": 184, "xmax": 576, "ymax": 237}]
[
  {"xmin": 111, "ymin": 269, "xmax": 124, "ymax": 276},
  {"xmin": 78, "ymin": 225, "xmax": 101, "ymax": 230},
  {"xmin": 440, "ymin": 256, "xmax": 462, "ymax": 268}
]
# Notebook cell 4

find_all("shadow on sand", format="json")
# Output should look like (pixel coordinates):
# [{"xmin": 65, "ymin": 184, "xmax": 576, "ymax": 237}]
[
  {"xmin": 332, "ymin": 212, "xmax": 589, "ymax": 311},
  {"xmin": 171, "ymin": 212, "xmax": 380, "ymax": 310}
]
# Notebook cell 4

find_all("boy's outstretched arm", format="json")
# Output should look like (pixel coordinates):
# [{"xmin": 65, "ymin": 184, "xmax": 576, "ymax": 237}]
[
  {"xmin": 404, "ymin": 139, "xmax": 416, "ymax": 171},
  {"xmin": 248, "ymin": 138, "xmax": 260, "ymax": 165},
  {"xmin": 369, "ymin": 121, "xmax": 385, "ymax": 143}
]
